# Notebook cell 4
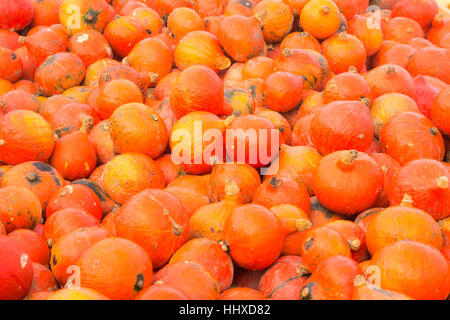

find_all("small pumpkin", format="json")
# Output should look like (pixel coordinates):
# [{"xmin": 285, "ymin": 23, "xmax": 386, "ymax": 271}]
[
  {"xmin": 262, "ymin": 71, "xmax": 303, "ymax": 113},
  {"xmin": 280, "ymin": 31, "xmax": 321, "ymax": 53},
  {"xmin": 168, "ymin": 7, "xmax": 205, "ymax": 42},
  {"xmin": 0, "ymin": 47, "xmax": 23, "ymax": 83},
  {"xmin": 365, "ymin": 64, "xmax": 415, "ymax": 99},
  {"xmin": 68, "ymin": 30, "xmax": 113, "ymax": 67},
  {"xmin": 391, "ymin": 0, "xmax": 438, "ymax": 30},
  {"xmin": 323, "ymin": 69, "xmax": 372, "ymax": 104},
  {"xmin": 8, "ymin": 229, "xmax": 50, "ymax": 266},
  {"xmin": 88, "ymin": 121, "xmax": 116, "ymax": 164},
  {"xmin": 251, "ymin": 0, "xmax": 294, "ymax": 43},
  {"xmin": 0, "ymin": 89, "xmax": 41, "ymax": 114},
  {"xmin": 299, "ymin": 0, "xmax": 342, "ymax": 40}
]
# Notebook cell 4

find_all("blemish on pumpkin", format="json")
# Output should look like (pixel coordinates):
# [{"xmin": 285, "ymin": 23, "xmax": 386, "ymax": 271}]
[
  {"xmin": 304, "ymin": 237, "xmax": 314, "ymax": 250},
  {"xmin": 20, "ymin": 253, "xmax": 29, "ymax": 269}
]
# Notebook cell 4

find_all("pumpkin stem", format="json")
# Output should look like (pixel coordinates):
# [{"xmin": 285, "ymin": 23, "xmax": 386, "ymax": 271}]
[
  {"xmin": 18, "ymin": 36, "xmax": 26, "ymax": 44},
  {"xmin": 348, "ymin": 66, "xmax": 357, "ymax": 73},
  {"xmin": 224, "ymin": 178, "xmax": 240, "ymax": 197},
  {"xmin": 320, "ymin": 5, "xmax": 331, "ymax": 15},
  {"xmin": 430, "ymin": 127, "xmax": 439, "ymax": 136},
  {"xmin": 269, "ymin": 176, "xmax": 281, "ymax": 188},
  {"xmin": 353, "ymin": 275, "xmax": 367, "ymax": 288},
  {"xmin": 338, "ymin": 31, "xmax": 348, "ymax": 40},
  {"xmin": 338, "ymin": 150, "xmax": 358, "ymax": 169},
  {"xmin": 297, "ymin": 265, "xmax": 311, "ymax": 277},
  {"xmin": 219, "ymin": 240, "xmax": 230, "ymax": 252},
  {"xmin": 80, "ymin": 116, "xmax": 94, "ymax": 134},
  {"xmin": 348, "ymin": 238, "xmax": 361, "ymax": 251},
  {"xmin": 400, "ymin": 194, "xmax": 414, "ymax": 207},
  {"xmin": 0, "ymin": 140, "xmax": 5, "ymax": 146},
  {"xmin": 223, "ymin": 114, "xmax": 235, "ymax": 127},
  {"xmin": 122, "ymin": 57, "xmax": 130, "ymax": 65},
  {"xmin": 154, "ymin": 280, "xmax": 164, "ymax": 285},
  {"xmin": 300, "ymin": 286, "xmax": 310, "ymax": 298},
  {"xmin": 164, "ymin": 209, "xmax": 183, "ymax": 236},
  {"xmin": 282, "ymin": 48, "xmax": 292, "ymax": 58},
  {"xmin": 149, "ymin": 72, "xmax": 159, "ymax": 83},
  {"xmin": 216, "ymin": 56, "xmax": 231, "ymax": 71},
  {"xmin": 386, "ymin": 64, "xmax": 396, "ymax": 75},
  {"xmin": 26, "ymin": 172, "xmax": 39, "ymax": 182},
  {"xmin": 360, "ymin": 97, "xmax": 370, "ymax": 107},
  {"xmin": 47, "ymin": 238, "xmax": 53, "ymax": 249},
  {"xmin": 296, "ymin": 219, "xmax": 312, "ymax": 232},
  {"xmin": 437, "ymin": 176, "xmax": 448, "ymax": 189}
]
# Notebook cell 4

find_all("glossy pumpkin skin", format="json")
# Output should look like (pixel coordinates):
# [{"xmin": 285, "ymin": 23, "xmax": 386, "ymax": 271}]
[
  {"xmin": 169, "ymin": 238, "xmax": 234, "ymax": 292},
  {"xmin": 300, "ymin": 255, "xmax": 363, "ymax": 300},
  {"xmin": 431, "ymin": 86, "xmax": 450, "ymax": 136},
  {"xmin": 77, "ymin": 237, "xmax": 153, "ymax": 300},
  {"xmin": 0, "ymin": 47, "xmax": 23, "ymax": 83},
  {"xmin": 153, "ymin": 261, "xmax": 220, "ymax": 300},
  {"xmin": 0, "ymin": 236, "xmax": 34, "ymax": 300},
  {"xmin": 68, "ymin": 30, "xmax": 112, "ymax": 67},
  {"xmin": 34, "ymin": 52, "xmax": 86, "ymax": 96},
  {"xmin": 313, "ymin": 150, "xmax": 384, "ymax": 216},
  {"xmin": 0, "ymin": 186, "xmax": 42, "ymax": 233},
  {"xmin": 251, "ymin": 0, "xmax": 293, "ymax": 43},
  {"xmin": 259, "ymin": 256, "xmax": 309, "ymax": 300},
  {"xmin": 407, "ymin": 47, "xmax": 450, "ymax": 84},
  {"xmin": 323, "ymin": 70, "xmax": 372, "ymax": 104},
  {"xmin": 1, "ymin": 162, "xmax": 64, "ymax": 211},
  {"xmin": 370, "ymin": 240, "xmax": 449, "ymax": 300},
  {"xmin": 102, "ymin": 153, "xmax": 164, "ymax": 204},
  {"xmin": 114, "ymin": 189, "xmax": 189, "ymax": 269},
  {"xmin": 223, "ymin": 204, "xmax": 285, "ymax": 270},
  {"xmin": 218, "ymin": 15, "xmax": 266, "ymax": 62},
  {"xmin": 300, "ymin": 0, "xmax": 342, "ymax": 40},
  {"xmin": 59, "ymin": 0, "xmax": 115, "ymax": 36},
  {"xmin": 310, "ymin": 101, "xmax": 374, "ymax": 156},
  {"xmin": 366, "ymin": 204, "xmax": 443, "ymax": 256},
  {"xmin": 8, "ymin": 229, "xmax": 50, "ymax": 266},
  {"xmin": 262, "ymin": 71, "xmax": 303, "ymax": 113},
  {"xmin": 379, "ymin": 111, "xmax": 445, "ymax": 166},
  {"xmin": 388, "ymin": 159, "xmax": 450, "ymax": 221}
]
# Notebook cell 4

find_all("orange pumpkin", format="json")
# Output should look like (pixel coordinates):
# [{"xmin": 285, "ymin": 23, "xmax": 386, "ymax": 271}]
[
  {"xmin": 427, "ymin": 14, "xmax": 450, "ymax": 45},
  {"xmin": 45, "ymin": 287, "xmax": 109, "ymax": 300},
  {"xmin": 407, "ymin": 47, "xmax": 450, "ymax": 84},
  {"xmin": 333, "ymin": 0, "xmax": 368, "ymax": 20},
  {"xmin": 224, "ymin": 0, "xmax": 255, "ymax": 17},
  {"xmin": 168, "ymin": 7, "xmax": 205, "ymax": 42},
  {"xmin": 280, "ymin": 31, "xmax": 321, "ymax": 53},
  {"xmin": 84, "ymin": 58, "xmax": 121, "ymax": 87},
  {"xmin": 365, "ymin": 64, "xmax": 415, "ymax": 99},
  {"xmin": 219, "ymin": 287, "xmax": 266, "ymax": 300},
  {"xmin": 383, "ymin": 17, "xmax": 424, "ymax": 44},
  {"xmin": 136, "ymin": 283, "xmax": 189, "ymax": 300},
  {"xmin": 300, "ymin": 0, "xmax": 342, "ymax": 40},
  {"xmin": 0, "ymin": 89, "xmax": 40, "ymax": 114},
  {"xmin": 378, "ymin": 44, "xmax": 416, "ymax": 69},
  {"xmin": 31, "ymin": 0, "xmax": 63, "ymax": 27},
  {"xmin": 369, "ymin": 152, "xmax": 402, "ymax": 207},
  {"xmin": 23, "ymin": 27, "xmax": 68, "ymax": 67},
  {"xmin": 88, "ymin": 121, "xmax": 116, "ymax": 164},
  {"xmin": 391, "ymin": 0, "xmax": 438, "ymax": 30},
  {"xmin": 154, "ymin": 70, "xmax": 181, "ymax": 100},
  {"xmin": 347, "ymin": 14, "xmax": 383, "ymax": 56},
  {"xmin": 68, "ymin": 30, "xmax": 113, "ymax": 67},
  {"xmin": 0, "ymin": 47, "xmax": 23, "ymax": 83},
  {"xmin": 431, "ymin": 86, "xmax": 450, "ymax": 136},
  {"xmin": 130, "ymin": 7, "xmax": 163, "ymax": 36},
  {"xmin": 323, "ymin": 70, "xmax": 372, "ymax": 104},
  {"xmin": 97, "ymin": 80, "xmax": 143, "ymax": 120},
  {"xmin": 262, "ymin": 71, "xmax": 303, "ymax": 113},
  {"xmin": 352, "ymin": 275, "xmax": 413, "ymax": 300},
  {"xmin": 8, "ymin": 229, "xmax": 50, "ymax": 266},
  {"xmin": 72, "ymin": 179, "xmax": 117, "ymax": 216},
  {"xmin": 270, "ymin": 204, "xmax": 312, "ymax": 236},
  {"xmin": 251, "ymin": 0, "xmax": 293, "ymax": 43},
  {"xmin": 223, "ymin": 87, "xmax": 255, "ymax": 117},
  {"xmin": 27, "ymin": 263, "xmax": 59, "ymax": 294},
  {"xmin": 255, "ymin": 108, "xmax": 292, "ymax": 145}
]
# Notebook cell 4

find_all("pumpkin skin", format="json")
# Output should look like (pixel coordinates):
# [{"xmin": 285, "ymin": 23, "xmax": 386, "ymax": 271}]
[
  {"xmin": 379, "ymin": 111, "xmax": 445, "ymax": 165},
  {"xmin": 370, "ymin": 93, "xmax": 419, "ymax": 137},
  {"xmin": 259, "ymin": 256, "xmax": 309, "ymax": 300},
  {"xmin": 109, "ymin": 103, "xmax": 167, "ymax": 160},
  {"xmin": 321, "ymin": 32, "xmax": 367, "ymax": 74},
  {"xmin": 310, "ymin": 101, "xmax": 374, "ymax": 156},
  {"xmin": 370, "ymin": 240, "xmax": 449, "ymax": 300},
  {"xmin": 347, "ymin": 14, "xmax": 383, "ymax": 56},
  {"xmin": 313, "ymin": 150, "xmax": 384, "ymax": 216},
  {"xmin": 27, "ymin": 263, "xmax": 59, "ymax": 295},
  {"xmin": 0, "ymin": 236, "xmax": 34, "ymax": 300},
  {"xmin": 0, "ymin": 30, "xmax": 21, "ymax": 51},
  {"xmin": 39, "ymin": 95, "xmax": 74, "ymax": 121},
  {"xmin": 251, "ymin": 0, "xmax": 293, "ymax": 43},
  {"xmin": 323, "ymin": 70, "xmax": 372, "ymax": 104},
  {"xmin": 35, "ymin": 52, "xmax": 86, "ymax": 96},
  {"xmin": 1, "ymin": 162, "xmax": 64, "ymax": 211},
  {"xmin": 391, "ymin": 0, "xmax": 438, "ymax": 30},
  {"xmin": 378, "ymin": 44, "xmax": 417, "ymax": 69},
  {"xmin": 98, "ymin": 63, "xmax": 151, "ymax": 95},
  {"xmin": 114, "ymin": 189, "xmax": 189, "ymax": 269},
  {"xmin": 169, "ymin": 238, "xmax": 234, "ymax": 292},
  {"xmin": 155, "ymin": 154, "xmax": 186, "ymax": 186},
  {"xmin": 280, "ymin": 31, "xmax": 321, "ymax": 53},
  {"xmin": 414, "ymin": 75, "xmax": 447, "ymax": 119},
  {"xmin": 299, "ymin": 0, "xmax": 341, "ymax": 40},
  {"xmin": 45, "ymin": 287, "xmax": 109, "ymax": 300},
  {"xmin": 431, "ymin": 86, "xmax": 450, "ymax": 136},
  {"xmin": 326, "ymin": 220, "xmax": 368, "ymax": 262},
  {"xmin": 223, "ymin": 87, "xmax": 255, "ymax": 117},
  {"xmin": 365, "ymin": 64, "xmax": 415, "ymax": 99},
  {"xmin": 388, "ymin": 159, "xmax": 450, "ymax": 220},
  {"xmin": 369, "ymin": 152, "xmax": 402, "ymax": 207},
  {"xmin": 352, "ymin": 275, "xmax": 413, "ymax": 300},
  {"xmin": 77, "ymin": 237, "xmax": 153, "ymax": 300},
  {"xmin": 174, "ymin": 31, "xmax": 231, "ymax": 73},
  {"xmin": 218, "ymin": 15, "xmax": 266, "ymax": 62},
  {"xmin": 0, "ymin": 89, "xmax": 40, "ymax": 114},
  {"xmin": 0, "ymin": 0, "xmax": 33, "ymax": 31},
  {"xmin": 87, "ymin": 121, "xmax": 115, "ymax": 164},
  {"xmin": 427, "ymin": 15, "xmax": 450, "ymax": 45},
  {"xmin": 167, "ymin": 7, "xmax": 204, "ymax": 42},
  {"xmin": 241, "ymin": 56, "xmax": 274, "ymax": 80},
  {"xmin": 300, "ymin": 255, "xmax": 363, "ymax": 300},
  {"xmin": 30, "ymin": 0, "xmax": 61, "ymax": 27},
  {"xmin": 15, "ymin": 45, "xmax": 36, "ymax": 80},
  {"xmin": 68, "ymin": 30, "xmax": 113, "ymax": 67},
  {"xmin": 72, "ymin": 178, "xmax": 116, "ymax": 216},
  {"xmin": 0, "ymin": 79, "xmax": 16, "ymax": 96},
  {"xmin": 366, "ymin": 202, "xmax": 443, "ymax": 256},
  {"xmin": 124, "ymin": 37, "xmax": 173, "ymax": 87},
  {"xmin": 155, "ymin": 70, "xmax": 181, "ymax": 101},
  {"xmin": 102, "ymin": 153, "xmax": 164, "ymax": 205},
  {"xmin": 224, "ymin": 0, "xmax": 255, "ymax": 17},
  {"xmin": 170, "ymin": 65, "xmax": 225, "ymax": 118},
  {"xmin": 219, "ymin": 287, "xmax": 266, "ymax": 300},
  {"xmin": 153, "ymin": 261, "xmax": 220, "ymax": 300},
  {"xmin": 262, "ymin": 71, "xmax": 303, "ymax": 113},
  {"xmin": 407, "ymin": 47, "xmax": 450, "ymax": 84},
  {"xmin": 0, "ymin": 47, "xmax": 23, "ymax": 83},
  {"xmin": 136, "ymin": 283, "xmax": 189, "ymax": 300},
  {"xmin": 59, "ymin": 0, "xmax": 115, "ymax": 36},
  {"xmin": 84, "ymin": 58, "xmax": 120, "ymax": 87},
  {"xmin": 8, "ymin": 229, "xmax": 50, "ymax": 266},
  {"xmin": 130, "ymin": 7, "xmax": 163, "ymax": 36},
  {"xmin": 383, "ymin": 17, "xmax": 424, "ymax": 44}
]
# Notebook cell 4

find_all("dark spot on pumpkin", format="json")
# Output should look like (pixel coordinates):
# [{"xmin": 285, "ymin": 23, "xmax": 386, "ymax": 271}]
[
  {"xmin": 52, "ymin": 254, "xmax": 57, "ymax": 266},
  {"xmin": 83, "ymin": 8, "xmax": 102, "ymax": 27},
  {"xmin": 32, "ymin": 162, "xmax": 53, "ymax": 173},
  {"xmin": 300, "ymin": 282, "xmax": 316, "ymax": 300},
  {"xmin": 11, "ymin": 53, "xmax": 17, "ymax": 60},
  {"xmin": 134, "ymin": 273, "xmax": 145, "ymax": 292},
  {"xmin": 304, "ymin": 237, "xmax": 314, "ymax": 250}
]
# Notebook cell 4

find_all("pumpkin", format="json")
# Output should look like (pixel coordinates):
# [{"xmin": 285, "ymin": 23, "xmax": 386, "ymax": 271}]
[
  {"xmin": 365, "ymin": 64, "xmax": 415, "ymax": 99},
  {"xmin": 409, "ymin": 37, "xmax": 434, "ymax": 49},
  {"xmin": 251, "ymin": 0, "xmax": 293, "ymax": 43},
  {"xmin": 366, "ymin": 198, "xmax": 443, "ymax": 255},
  {"xmin": 0, "ymin": 48, "xmax": 23, "ymax": 83},
  {"xmin": 136, "ymin": 283, "xmax": 189, "ymax": 300},
  {"xmin": 167, "ymin": 7, "xmax": 204, "ymax": 42},
  {"xmin": 300, "ymin": 255, "xmax": 363, "ymax": 300},
  {"xmin": 222, "ymin": 204, "xmax": 285, "ymax": 270},
  {"xmin": 68, "ymin": 30, "xmax": 113, "ymax": 67},
  {"xmin": 321, "ymin": 32, "xmax": 367, "ymax": 74},
  {"xmin": 223, "ymin": 87, "xmax": 255, "ymax": 117},
  {"xmin": 0, "ymin": 30, "xmax": 21, "ymax": 50},
  {"xmin": 224, "ymin": 0, "xmax": 255, "ymax": 17},
  {"xmin": 166, "ymin": 174, "xmax": 211, "ymax": 217},
  {"xmin": 1, "ymin": 161, "xmax": 64, "ymax": 210},
  {"xmin": 295, "ymin": 91, "xmax": 325, "ymax": 119},
  {"xmin": 377, "ymin": 44, "xmax": 416, "ymax": 69},
  {"xmin": 97, "ymin": 80, "xmax": 143, "ymax": 120},
  {"xmin": 174, "ymin": 31, "xmax": 231, "ymax": 73},
  {"xmin": 427, "ymin": 14, "xmax": 450, "ymax": 45},
  {"xmin": 0, "ymin": 236, "xmax": 34, "ymax": 300},
  {"xmin": 27, "ymin": 263, "xmax": 59, "ymax": 294},
  {"xmin": 333, "ymin": 0, "xmax": 368, "ymax": 20},
  {"xmin": 88, "ymin": 121, "xmax": 116, "ymax": 164},
  {"xmin": 84, "ymin": 58, "xmax": 121, "ymax": 87},
  {"xmin": 35, "ymin": 52, "xmax": 86, "ymax": 96},
  {"xmin": 270, "ymin": 204, "xmax": 312, "ymax": 236},
  {"xmin": 323, "ymin": 69, "xmax": 372, "ymax": 104},
  {"xmin": 308, "ymin": 197, "xmax": 345, "ymax": 227},
  {"xmin": 154, "ymin": 70, "xmax": 181, "ymax": 100},
  {"xmin": 280, "ymin": 32, "xmax": 321, "ymax": 53},
  {"xmin": 0, "ymin": 79, "xmax": 16, "ymax": 96},
  {"xmin": 326, "ymin": 220, "xmax": 368, "ymax": 262},
  {"xmin": 153, "ymin": 261, "xmax": 220, "ymax": 300},
  {"xmin": 114, "ymin": 189, "xmax": 189, "ymax": 268},
  {"xmin": 414, "ymin": 75, "xmax": 447, "ymax": 119},
  {"xmin": 30, "ymin": 0, "xmax": 61, "ymax": 27},
  {"xmin": 50, "ymin": 123, "xmax": 97, "ymax": 181},
  {"xmin": 388, "ymin": 159, "xmax": 450, "ymax": 220},
  {"xmin": 59, "ymin": 0, "xmax": 115, "ymax": 36},
  {"xmin": 72, "ymin": 179, "xmax": 117, "ymax": 216},
  {"xmin": 0, "ymin": 90, "xmax": 40, "ymax": 114},
  {"xmin": 347, "ymin": 14, "xmax": 382, "ymax": 56},
  {"xmin": 370, "ymin": 240, "xmax": 449, "ymax": 300},
  {"xmin": 170, "ymin": 65, "xmax": 226, "ymax": 118},
  {"xmin": 391, "ymin": 0, "xmax": 438, "ymax": 30},
  {"xmin": 102, "ymin": 153, "xmax": 165, "ymax": 204},
  {"xmin": 62, "ymin": 86, "xmax": 93, "ymax": 103},
  {"xmin": 407, "ymin": 47, "xmax": 450, "ymax": 84},
  {"xmin": 259, "ymin": 256, "xmax": 310, "ymax": 300},
  {"xmin": 192, "ymin": 0, "xmax": 224, "ymax": 18},
  {"xmin": 124, "ymin": 37, "xmax": 173, "ymax": 86},
  {"xmin": 313, "ymin": 150, "xmax": 384, "ymax": 216},
  {"xmin": 255, "ymin": 108, "xmax": 292, "ymax": 145},
  {"xmin": 218, "ymin": 15, "xmax": 265, "ymax": 62},
  {"xmin": 0, "ymin": 110, "xmax": 55, "ymax": 165},
  {"xmin": 155, "ymin": 154, "xmax": 186, "ymax": 186},
  {"xmin": 299, "ymin": 0, "xmax": 341, "ymax": 40},
  {"xmin": 370, "ymin": 93, "xmax": 419, "ymax": 137},
  {"xmin": 369, "ymin": 152, "xmax": 402, "ymax": 207},
  {"xmin": 352, "ymin": 275, "xmax": 413, "ymax": 300},
  {"xmin": 46, "ymin": 184, "xmax": 103, "ymax": 221},
  {"xmin": 379, "ymin": 111, "xmax": 445, "ymax": 165},
  {"xmin": 204, "ymin": 15, "xmax": 224, "ymax": 37},
  {"xmin": 262, "ymin": 71, "xmax": 303, "ymax": 113},
  {"xmin": 130, "ymin": 7, "xmax": 163, "ymax": 36},
  {"xmin": 310, "ymin": 101, "xmax": 374, "ymax": 155},
  {"xmin": 431, "ymin": 86, "xmax": 450, "ymax": 136},
  {"xmin": 354, "ymin": 207, "xmax": 383, "ymax": 233},
  {"xmin": 8, "ymin": 229, "xmax": 50, "ymax": 266},
  {"xmin": 0, "ymin": 187, "xmax": 40, "ymax": 232},
  {"xmin": 219, "ymin": 287, "xmax": 266, "ymax": 300},
  {"xmin": 383, "ymin": 17, "xmax": 424, "ymax": 44},
  {"xmin": 274, "ymin": 48, "xmax": 329, "ymax": 90},
  {"xmin": 99, "ymin": 63, "xmax": 151, "ymax": 94},
  {"xmin": 0, "ymin": 0, "xmax": 33, "ymax": 31},
  {"xmin": 169, "ymin": 238, "xmax": 234, "ymax": 291},
  {"xmin": 77, "ymin": 237, "xmax": 153, "ymax": 300},
  {"xmin": 45, "ymin": 287, "xmax": 109, "ymax": 300}
]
